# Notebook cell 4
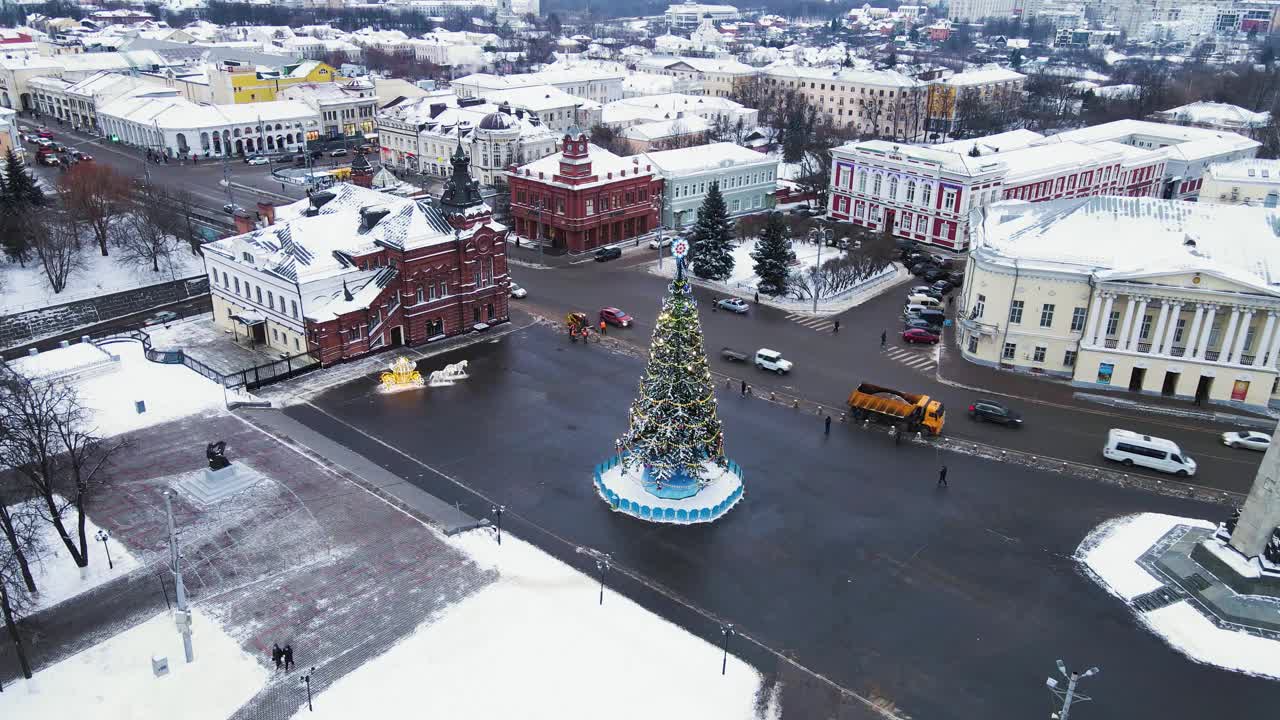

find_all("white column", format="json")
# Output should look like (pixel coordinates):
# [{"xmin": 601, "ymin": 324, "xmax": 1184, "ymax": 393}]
[
  {"xmin": 1218, "ymin": 307, "xmax": 1241, "ymax": 362},
  {"xmin": 1194, "ymin": 305, "xmax": 1217, "ymax": 359},
  {"xmin": 1117, "ymin": 295, "xmax": 1137, "ymax": 350},
  {"xmin": 1253, "ymin": 312, "xmax": 1277, "ymax": 367},
  {"xmin": 1093, "ymin": 293, "xmax": 1116, "ymax": 346},
  {"xmin": 1159, "ymin": 302, "xmax": 1182, "ymax": 356},
  {"xmin": 1268, "ymin": 318, "xmax": 1280, "ymax": 370},
  {"xmin": 1186, "ymin": 304, "xmax": 1206, "ymax": 358},
  {"xmin": 1084, "ymin": 292, "xmax": 1105, "ymax": 347},
  {"xmin": 1229, "ymin": 309, "xmax": 1255, "ymax": 364},
  {"xmin": 1126, "ymin": 297, "xmax": 1149, "ymax": 350},
  {"xmin": 1150, "ymin": 300, "xmax": 1171, "ymax": 355}
]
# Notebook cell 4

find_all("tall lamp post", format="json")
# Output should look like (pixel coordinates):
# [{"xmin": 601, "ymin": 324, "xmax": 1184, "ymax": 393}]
[
  {"xmin": 720, "ymin": 624, "xmax": 736, "ymax": 675},
  {"xmin": 1047, "ymin": 660, "xmax": 1099, "ymax": 720},
  {"xmin": 491, "ymin": 504, "xmax": 505, "ymax": 545},
  {"xmin": 95, "ymin": 529, "xmax": 113, "ymax": 569},
  {"xmin": 302, "ymin": 666, "xmax": 316, "ymax": 712},
  {"xmin": 595, "ymin": 553, "xmax": 611, "ymax": 606},
  {"xmin": 807, "ymin": 226, "xmax": 833, "ymax": 313}
]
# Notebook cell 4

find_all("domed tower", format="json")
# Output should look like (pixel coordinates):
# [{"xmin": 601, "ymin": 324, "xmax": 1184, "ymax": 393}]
[
  {"xmin": 350, "ymin": 151, "xmax": 374, "ymax": 188},
  {"xmin": 439, "ymin": 143, "xmax": 491, "ymax": 230}
]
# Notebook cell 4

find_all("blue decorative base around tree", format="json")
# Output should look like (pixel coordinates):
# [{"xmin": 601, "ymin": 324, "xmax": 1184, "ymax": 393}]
[{"xmin": 593, "ymin": 454, "xmax": 745, "ymax": 525}]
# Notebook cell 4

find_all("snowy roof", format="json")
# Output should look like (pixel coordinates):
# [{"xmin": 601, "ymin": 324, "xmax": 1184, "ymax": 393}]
[
  {"xmin": 480, "ymin": 84, "xmax": 600, "ymax": 112},
  {"xmin": 930, "ymin": 128, "xmax": 1043, "ymax": 155},
  {"xmin": 204, "ymin": 183, "xmax": 456, "ymax": 286},
  {"xmin": 1157, "ymin": 101, "xmax": 1270, "ymax": 129},
  {"xmin": 991, "ymin": 142, "xmax": 1122, "ymax": 184},
  {"xmin": 1039, "ymin": 119, "xmax": 1257, "ymax": 151},
  {"xmin": 453, "ymin": 67, "xmax": 624, "ymax": 92},
  {"xmin": 637, "ymin": 55, "xmax": 756, "ymax": 75},
  {"xmin": 9, "ymin": 342, "xmax": 117, "ymax": 382},
  {"xmin": 621, "ymin": 115, "xmax": 712, "ymax": 141},
  {"xmin": 835, "ymin": 139, "xmax": 1004, "ymax": 177},
  {"xmin": 972, "ymin": 197, "xmax": 1280, "ymax": 295},
  {"xmin": 378, "ymin": 94, "xmax": 555, "ymax": 142},
  {"xmin": 643, "ymin": 142, "xmax": 776, "ymax": 175},
  {"xmin": 602, "ymin": 93, "xmax": 747, "ymax": 125},
  {"xmin": 936, "ymin": 66, "xmax": 1024, "ymax": 87},
  {"xmin": 99, "ymin": 90, "xmax": 318, "ymax": 130},
  {"xmin": 512, "ymin": 143, "xmax": 656, "ymax": 189},
  {"xmin": 762, "ymin": 63, "xmax": 921, "ymax": 88},
  {"xmin": 1206, "ymin": 158, "xmax": 1280, "ymax": 186}
]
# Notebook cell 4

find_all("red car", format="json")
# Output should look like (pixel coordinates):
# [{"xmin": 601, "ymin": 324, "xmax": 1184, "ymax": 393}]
[
  {"xmin": 599, "ymin": 307, "xmax": 633, "ymax": 328},
  {"xmin": 902, "ymin": 328, "xmax": 940, "ymax": 344},
  {"xmin": 36, "ymin": 128, "xmax": 52, "ymax": 139}
]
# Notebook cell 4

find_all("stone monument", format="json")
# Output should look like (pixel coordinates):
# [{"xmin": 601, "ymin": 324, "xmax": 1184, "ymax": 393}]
[
  {"xmin": 1228, "ymin": 430, "xmax": 1280, "ymax": 558},
  {"xmin": 176, "ymin": 440, "xmax": 261, "ymax": 505}
]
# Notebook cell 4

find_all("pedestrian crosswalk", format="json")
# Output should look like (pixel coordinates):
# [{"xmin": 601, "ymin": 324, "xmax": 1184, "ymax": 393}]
[
  {"xmin": 883, "ymin": 344, "xmax": 938, "ymax": 373},
  {"xmin": 785, "ymin": 313, "xmax": 836, "ymax": 332}
]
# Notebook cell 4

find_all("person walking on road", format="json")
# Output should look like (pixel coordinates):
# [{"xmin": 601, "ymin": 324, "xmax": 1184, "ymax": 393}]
[
  {"xmin": 824, "ymin": 415, "xmax": 832, "ymax": 435},
  {"xmin": 880, "ymin": 330, "xmax": 887, "ymax": 348},
  {"xmin": 599, "ymin": 319, "xmax": 607, "ymax": 335},
  {"xmin": 740, "ymin": 379, "xmax": 747, "ymax": 396},
  {"xmin": 272, "ymin": 644, "xmax": 283, "ymax": 670},
  {"xmin": 754, "ymin": 290, "xmax": 759, "ymax": 304},
  {"xmin": 283, "ymin": 644, "xmax": 295, "ymax": 671},
  {"xmin": 937, "ymin": 465, "xmax": 948, "ymax": 488},
  {"xmin": 833, "ymin": 320, "xmax": 840, "ymax": 334}
]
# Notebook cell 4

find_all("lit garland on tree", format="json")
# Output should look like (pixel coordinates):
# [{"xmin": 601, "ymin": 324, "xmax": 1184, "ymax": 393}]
[{"xmin": 619, "ymin": 243, "xmax": 727, "ymax": 483}]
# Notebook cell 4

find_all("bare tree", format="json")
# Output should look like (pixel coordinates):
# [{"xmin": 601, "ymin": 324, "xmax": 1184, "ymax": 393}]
[
  {"xmin": 0, "ymin": 477, "xmax": 39, "ymax": 595},
  {"xmin": 0, "ymin": 374, "xmax": 126, "ymax": 575},
  {"xmin": 0, "ymin": 539, "xmax": 36, "ymax": 682},
  {"xmin": 58, "ymin": 163, "xmax": 130, "ymax": 257},
  {"xmin": 114, "ymin": 188, "xmax": 180, "ymax": 273},
  {"xmin": 172, "ymin": 189, "xmax": 205, "ymax": 256},
  {"xmin": 30, "ymin": 210, "xmax": 84, "ymax": 295}
]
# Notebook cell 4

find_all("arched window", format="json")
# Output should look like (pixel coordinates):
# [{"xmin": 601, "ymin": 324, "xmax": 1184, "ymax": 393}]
[
  {"xmin": 233, "ymin": 128, "xmax": 241, "ymax": 137},
  {"xmin": 906, "ymin": 181, "xmax": 916, "ymax": 203},
  {"xmin": 888, "ymin": 176, "xmax": 898, "ymax": 200},
  {"xmin": 857, "ymin": 171, "xmax": 866, "ymax": 193},
  {"xmin": 922, "ymin": 183, "xmax": 933, "ymax": 207},
  {"xmin": 872, "ymin": 174, "xmax": 882, "ymax": 196},
  {"xmin": 200, "ymin": 131, "xmax": 210, "ymax": 150}
]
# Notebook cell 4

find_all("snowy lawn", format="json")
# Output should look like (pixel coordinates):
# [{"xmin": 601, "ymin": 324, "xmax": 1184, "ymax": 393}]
[
  {"xmin": 0, "ymin": 609, "xmax": 267, "ymax": 719},
  {"xmin": 294, "ymin": 530, "xmax": 776, "ymax": 719},
  {"xmin": 0, "ymin": 245, "xmax": 205, "ymax": 314},
  {"xmin": 9, "ymin": 495, "xmax": 141, "ymax": 612},
  {"xmin": 1075, "ymin": 513, "xmax": 1213, "ymax": 600},
  {"xmin": 1144, "ymin": 601, "xmax": 1280, "ymax": 680},
  {"xmin": 64, "ymin": 340, "xmax": 226, "ymax": 438}
]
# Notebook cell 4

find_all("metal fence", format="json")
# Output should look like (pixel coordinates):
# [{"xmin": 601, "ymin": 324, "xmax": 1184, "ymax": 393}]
[{"xmin": 226, "ymin": 351, "xmax": 320, "ymax": 390}]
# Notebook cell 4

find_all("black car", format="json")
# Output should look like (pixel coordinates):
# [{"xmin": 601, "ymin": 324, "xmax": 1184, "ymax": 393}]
[
  {"xmin": 946, "ymin": 271, "xmax": 965, "ymax": 285},
  {"xmin": 911, "ymin": 263, "xmax": 933, "ymax": 276},
  {"xmin": 924, "ymin": 268, "xmax": 950, "ymax": 283},
  {"xmin": 931, "ymin": 279, "xmax": 954, "ymax": 293},
  {"xmin": 594, "ymin": 246, "xmax": 622, "ymax": 262},
  {"xmin": 904, "ymin": 317, "xmax": 942, "ymax": 333},
  {"xmin": 968, "ymin": 399, "xmax": 1023, "ymax": 426}
]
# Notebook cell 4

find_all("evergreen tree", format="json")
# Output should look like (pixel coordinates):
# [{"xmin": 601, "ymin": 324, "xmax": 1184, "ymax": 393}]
[
  {"xmin": 0, "ymin": 149, "xmax": 41, "ymax": 266},
  {"xmin": 3, "ymin": 149, "xmax": 43, "ymax": 208},
  {"xmin": 750, "ymin": 212, "xmax": 794, "ymax": 297},
  {"xmin": 689, "ymin": 182, "xmax": 734, "ymax": 281},
  {"xmin": 619, "ymin": 259, "xmax": 726, "ymax": 483}
]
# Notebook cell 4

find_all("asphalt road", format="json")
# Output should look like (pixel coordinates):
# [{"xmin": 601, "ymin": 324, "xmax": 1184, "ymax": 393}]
[
  {"xmin": 288, "ymin": 319, "xmax": 1280, "ymax": 719},
  {"xmin": 510, "ymin": 248, "xmax": 1265, "ymax": 495}
]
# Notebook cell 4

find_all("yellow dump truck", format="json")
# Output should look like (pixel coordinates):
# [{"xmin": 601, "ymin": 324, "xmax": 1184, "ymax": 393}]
[{"xmin": 847, "ymin": 383, "xmax": 946, "ymax": 435}]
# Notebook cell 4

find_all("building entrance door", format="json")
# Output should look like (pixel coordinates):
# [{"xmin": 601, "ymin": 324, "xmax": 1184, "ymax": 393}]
[
  {"xmin": 390, "ymin": 326, "xmax": 404, "ymax": 347},
  {"xmin": 1128, "ymin": 367, "xmax": 1145, "ymax": 392},
  {"xmin": 1161, "ymin": 371, "xmax": 1179, "ymax": 396},
  {"xmin": 1195, "ymin": 375, "xmax": 1213, "ymax": 405},
  {"xmin": 251, "ymin": 322, "xmax": 266, "ymax": 345}
]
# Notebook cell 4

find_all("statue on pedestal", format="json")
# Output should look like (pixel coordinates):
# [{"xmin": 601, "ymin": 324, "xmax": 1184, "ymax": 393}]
[{"xmin": 207, "ymin": 441, "xmax": 230, "ymax": 471}]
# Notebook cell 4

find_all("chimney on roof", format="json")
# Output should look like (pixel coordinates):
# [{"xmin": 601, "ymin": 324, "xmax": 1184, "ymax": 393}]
[
  {"xmin": 233, "ymin": 209, "xmax": 255, "ymax": 235},
  {"xmin": 257, "ymin": 200, "xmax": 276, "ymax": 225},
  {"xmin": 342, "ymin": 279, "xmax": 354, "ymax": 302},
  {"xmin": 429, "ymin": 102, "xmax": 446, "ymax": 118},
  {"xmin": 359, "ymin": 206, "xmax": 390, "ymax": 231}
]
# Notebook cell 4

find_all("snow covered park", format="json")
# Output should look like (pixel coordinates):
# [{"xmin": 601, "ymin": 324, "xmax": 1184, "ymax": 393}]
[
  {"xmin": 0, "ymin": 247, "xmax": 205, "ymax": 314},
  {"xmin": 10, "ymin": 339, "xmax": 228, "ymax": 438},
  {"xmin": 0, "ymin": 609, "xmax": 267, "ymax": 720},
  {"xmin": 1077, "ymin": 513, "xmax": 1280, "ymax": 680},
  {"xmin": 293, "ymin": 530, "xmax": 777, "ymax": 719}
]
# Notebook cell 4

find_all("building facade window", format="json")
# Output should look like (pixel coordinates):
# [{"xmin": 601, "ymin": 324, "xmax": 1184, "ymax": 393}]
[
  {"xmin": 1002, "ymin": 342, "xmax": 1017, "ymax": 360},
  {"xmin": 1106, "ymin": 310, "xmax": 1120, "ymax": 336},
  {"xmin": 974, "ymin": 294, "xmax": 986, "ymax": 318},
  {"xmin": 1009, "ymin": 300, "xmax": 1024, "ymax": 324},
  {"xmin": 922, "ymin": 184, "xmax": 932, "ymax": 207},
  {"xmin": 1032, "ymin": 346, "xmax": 1046, "ymax": 362},
  {"xmin": 1064, "ymin": 349, "xmax": 1077, "ymax": 367},
  {"xmin": 967, "ymin": 334, "xmax": 978, "ymax": 353},
  {"xmin": 873, "ymin": 174, "xmax": 882, "ymax": 196},
  {"xmin": 1139, "ymin": 314, "xmax": 1153, "ymax": 340},
  {"xmin": 1040, "ymin": 304, "xmax": 1055, "ymax": 328},
  {"xmin": 1070, "ymin": 307, "xmax": 1087, "ymax": 332},
  {"xmin": 906, "ymin": 181, "xmax": 916, "ymax": 203}
]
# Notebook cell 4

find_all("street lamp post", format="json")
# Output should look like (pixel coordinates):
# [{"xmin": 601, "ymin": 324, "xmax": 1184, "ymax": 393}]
[
  {"xmin": 596, "ymin": 553, "xmax": 611, "ymax": 606},
  {"xmin": 491, "ymin": 504, "xmax": 505, "ymax": 545},
  {"xmin": 1047, "ymin": 659, "xmax": 1099, "ymax": 720},
  {"xmin": 95, "ymin": 529, "xmax": 113, "ymax": 569},
  {"xmin": 720, "ymin": 624, "xmax": 735, "ymax": 675},
  {"xmin": 807, "ymin": 227, "xmax": 833, "ymax": 313},
  {"xmin": 302, "ymin": 666, "xmax": 316, "ymax": 712},
  {"xmin": 534, "ymin": 199, "xmax": 545, "ymax": 267}
]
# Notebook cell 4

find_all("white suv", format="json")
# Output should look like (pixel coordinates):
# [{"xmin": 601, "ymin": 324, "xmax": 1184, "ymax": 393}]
[{"xmin": 755, "ymin": 348, "xmax": 793, "ymax": 374}]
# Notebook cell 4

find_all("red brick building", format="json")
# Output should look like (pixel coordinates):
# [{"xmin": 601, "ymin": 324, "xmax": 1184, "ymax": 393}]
[
  {"xmin": 507, "ymin": 132, "xmax": 663, "ymax": 253},
  {"xmin": 203, "ymin": 146, "xmax": 509, "ymax": 365}
]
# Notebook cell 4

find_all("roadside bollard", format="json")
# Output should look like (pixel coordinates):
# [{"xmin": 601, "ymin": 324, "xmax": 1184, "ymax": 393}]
[
  {"xmin": 725, "ymin": 378, "xmax": 731, "ymax": 389},
  {"xmin": 915, "ymin": 431, "xmax": 922, "ymax": 442},
  {"xmin": 793, "ymin": 399, "xmax": 799, "ymax": 409},
  {"xmin": 769, "ymin": 391, "xmax": 775, "ymax": 401},
  {"xmin": 839, "ymin": 412, "xmax": 846, "ymax": 422}
]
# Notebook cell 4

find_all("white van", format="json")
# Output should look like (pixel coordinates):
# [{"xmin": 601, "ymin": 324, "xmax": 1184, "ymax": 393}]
[
  {"xmin": 1103, "ymin": 429, "xmax": 1197, "ymax": 477},
  {"xmin": 904, "ymin": 304, "xmax": 926, "ymax": 320},
  {"xmin": 906, "ymin": 294, "xmax": 942, "ymax": 310}
]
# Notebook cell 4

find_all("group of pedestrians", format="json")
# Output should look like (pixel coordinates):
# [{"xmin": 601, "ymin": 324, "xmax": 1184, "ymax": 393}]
[{"xmin": 272, "ymin": 643, "xmax": 295, "ymax": 672}]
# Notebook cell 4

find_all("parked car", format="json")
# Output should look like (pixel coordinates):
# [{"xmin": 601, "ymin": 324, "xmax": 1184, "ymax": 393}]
[
  {"xmin": 910, "ymin": 285, "xmax": 943, "ymax": 300},
  {"xmin": 931, "ymin": 279, "xmax": 954, "ymax": 294},
  {"xmin": 902, "ymin": 328, "xmax": 940, "ymax": 344},
  {"xmin": 968, "ymin": 399, "xmax": 1023, "ymax": 426},
  {"xmin": 910, "ymin": 263, "xmax": 932, "ymax": 277},
  {"xmin": 1221, "ymin": 430, "xmax": 1272, "ymax": 451},
  {"xmin": 69, "ymin": 149, "xmax": 93, "ymax": 161},
  {"xmin": 149, "ymin": 310, "xmax": 180, "ymax": 325},
  {"xmin": 716, "ymin": 297, "xmax": 749, "ymax": 314},
  {"xmin": 1103, "ymin": 429, "xmax": 1196, "ymax": 477},
  {"xmin": 35, "ymin": 138, "xmax": 53, "ymax": 148},
  {"xmin": 37, "ymin": 128, "xmax": 52, "ymax": 138},
  {"xmin": 508, "ymin": 282, "xmax": 527, "ymax": 298},
  {"xmin": 905, "ymin": 318, "xmax": 942, "ymax": 333},
  {"xmin": 37, "ymin": 154, "xmax": 60, "ymax": 167},
  {"xmin": 788, "ymin": 205, "xmax": 811, "ymax": 215},
  {"xmin": 246, "ymin": 155, "xmax": 270, "ymax": 165},
  {"xmin": 594, "ymin": 246, "xmax": 622, "ymax": 262},
  {"xmin": 721, "ymin": 347, "xmax": 750, "ymax": 362},
  {"xmin": 329, "ymin": 148, "xmax": 349, "ymax": 157},
  {"xmin": 599, "ymin": 307, "xmax": 633, "ymax": 327},
  {"xmin": 754, "ymin": 348, "xmax": 793, "ymax": 374},
  {"xmin": 946, "ymin": 271, "xmax": 965, "ymax": 286},
  {"xmin": 222, "ymin": 203, "xmax": 245, "ymax": 215},
  {"xmin": 648, "ymin": 236, "xmax": 673, "ymax": 250},
  {"xmin": 930, "ymin": 254, "xmax": 954, "ymax": 269},
  {"xmin": 924, "ymin": 268, "xmax": 950, "ymax": 283}
]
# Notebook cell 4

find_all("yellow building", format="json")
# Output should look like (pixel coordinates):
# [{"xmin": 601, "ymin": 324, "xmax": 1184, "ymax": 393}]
[{"xmin": 209, "ymin": 60, "xmax": 342, "ymax": 105}]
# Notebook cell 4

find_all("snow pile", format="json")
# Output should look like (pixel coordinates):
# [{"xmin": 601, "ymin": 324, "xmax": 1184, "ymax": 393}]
[
  {"xmin": 1075, "ymin": 513, "xmax": 1213, "ymax": 600},
  {"xmin": 68, "ymin": 341, "xmax": 226, "ymax": 438},
  {"xmin": 9, "ymin": 495, "xmax": 141, "ymax": 612},
  {"xmin": 0, "ymin": 609, "xmax": 267, "ymax": 720},
  {"xmin": 1144, "ymin": 601, "xmax": 1280, "ymax": 680},
  {"xmin": 0, "ymin": 247, "xmax": 205, "ymax": 314},
  {"xmin": 8, "ymin": 342, "xmax": 117, "ymax": 381},
  {"xmin": 292, "ymin": 530, "xmax": 774, "ymax": 719}
]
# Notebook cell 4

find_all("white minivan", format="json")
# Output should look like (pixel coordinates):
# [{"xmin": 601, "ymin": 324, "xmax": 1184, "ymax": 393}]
[
  {"xmin": 1102, "ymin": 429, "xmax": 1197, "ymax": 476},
  {"xmin": 907, "ymin": 294, "xmax": 942, "ymax": 309}
]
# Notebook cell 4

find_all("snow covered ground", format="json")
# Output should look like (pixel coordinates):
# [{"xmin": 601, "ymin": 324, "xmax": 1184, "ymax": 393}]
[
  {"xmin": 21, "ymin": 340, "xmax": 228, "ymax": 438},
  {"xmin": 0, "ymin": 609, "xmax": 267, "ymax": 720},
  {"xmin": 1144, "ymin": 601, "xmax": 1280, "ymax": 680},
  {"xmin": 9, "ymin": 495, "xmax": 141, "ymax": 612},
  {"xmin": 0, "ymin": 246, "xmax": 205, "ymax": 314},
  {"xmin": 1076, "ymin": 513, "xmax": 1213, "ymax": 601},
  {"xmin": 293, "ymin": 530, "xmax": 777, "ymax": 719}
]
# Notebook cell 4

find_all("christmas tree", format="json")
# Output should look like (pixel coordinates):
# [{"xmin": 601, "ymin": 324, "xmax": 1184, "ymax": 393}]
[
  {"xmin": 750, "ymin": 212, "xmax": 795, "ymax": 297},
  {"xmin": 620, "ymin": 252, "xmax": 726, "ymax": 484},
  {"xmin": 689, "ymin": 182, "xmax": 734, "ymax": 281}
]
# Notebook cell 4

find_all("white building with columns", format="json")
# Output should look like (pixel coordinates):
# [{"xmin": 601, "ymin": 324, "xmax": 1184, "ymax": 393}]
[{"xmin": 959, "ymin": 196, "xmax": 1280, "ymax": 409}]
